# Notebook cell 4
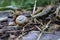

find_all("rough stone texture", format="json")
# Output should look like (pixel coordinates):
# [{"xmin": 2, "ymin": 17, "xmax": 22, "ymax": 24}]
[
  {"xmin": 22, "ymin": 31, "xmax": 39, "ymax": 40},
  {"xmin": 0, "ymin": 10, "xmax": 11, "ymax": 21},
  {"xmin": 40, "ymin": 32, "xmax": 60, "ymax": 40},
  {"xmin": 21, "ymin": 31, "xmax": 60, "ymax": 40}
]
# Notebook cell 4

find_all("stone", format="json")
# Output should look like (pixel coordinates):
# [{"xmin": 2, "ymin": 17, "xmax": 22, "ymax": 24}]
[
  {"xmin": 58, "ymin": 38, "xmax": 60, "ymax": 40},
  {"xmin": 8, "ymin": 22, "xmax": 15, "ymax": 26},
  {"xmin": 0, "ymin": 17, "xmax": 8, "ymax": 21},
  {"xmin": 21, "ymin": 31, "xmax": 39, "ymax": 40},
  {"xmin": 0, "ymin": 39, "xmax": 4, "ymax": 40},
  {"xmin": 8, "ymin": 18, "xmax": 15, "ymax": 26},
  {"xmin": 19, "ymin": 31, "xmax": 60, "ymax": 40},
  {"xmin": 0, "ymin": 10, "xmax": 11, "ymax": 21}
]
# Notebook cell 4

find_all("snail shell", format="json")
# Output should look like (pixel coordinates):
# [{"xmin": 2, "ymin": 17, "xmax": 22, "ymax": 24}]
[{"xmin": 16, "ymin": 15, "xmax": 28, "ymax": 24}]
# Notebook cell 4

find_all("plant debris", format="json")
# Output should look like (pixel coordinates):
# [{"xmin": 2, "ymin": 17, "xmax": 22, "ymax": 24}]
[{"xmin": 0, "ymin": 4, "xmax": 60, "ymax": 40}]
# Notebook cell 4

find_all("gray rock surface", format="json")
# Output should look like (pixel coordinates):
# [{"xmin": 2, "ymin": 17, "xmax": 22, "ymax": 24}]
[
  {"xmin": 21, "ymin": 31, "xmax": 60, "ymax": 40},
  {"xmin": 0, "ymin": 10, "xmax": 11, "ymax": 21},
  {"xmin": 22, "ymin": 31, "xmax": 39, "ymax": 40}
]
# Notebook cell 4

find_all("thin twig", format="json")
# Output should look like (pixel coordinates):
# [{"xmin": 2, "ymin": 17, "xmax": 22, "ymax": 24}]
[
  {"xmin": 15, "ymin": 33, "xmax": 26, "ymax": 40},
  {"xmin": 32, "ymin": 5, "xmax": 53, "ymax": 18},
  {"xmin": 32, "ymin": 0, "xmax": 37, "ymax": 15},
  {"xmin": 23, "ymin": 19, "xmax": 32, "ymax": 28},
  {"xmin": 34, "ymin": 18, "xmax": 42, "ymax": 31},
  {"xmin": 55, "ymin": 5, "xmax": 60, "ymax": 17},
  {"xmin": 34, "ymin": 18, "xmax": 43, "ymax": 25},
  {"xmin": 37, "ymin": 20, "xmax": 51, "ymax": 40},
  {"xmin": 35, "ymin": 25, "xmax": 42, "ymax": 31}
]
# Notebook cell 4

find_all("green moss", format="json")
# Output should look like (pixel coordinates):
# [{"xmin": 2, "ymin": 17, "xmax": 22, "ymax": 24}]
[{"xmin": 0, "ymin": 0, "xmax": 58, "ymax": 10}]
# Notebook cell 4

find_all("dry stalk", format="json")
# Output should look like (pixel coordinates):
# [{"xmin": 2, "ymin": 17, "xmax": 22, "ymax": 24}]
[
  {"xmin": 35, "ymin": 25, "xmax": 42, "ymax": 31},
  {"xmin": 34, "ymin": 18, "xmax": 43, "ymax": 25},
  {"xmin": 32, "ymin": 0, "xmax": 37, "ymax": 15},
  {"xmin": 55, "ymin": 5, "xmax": 60, "ymax": 17},
  {"xmin": 15, "ymin": 33, "xmax": 26, "ymax": 40},
  {"xmin": 37, "ymin": 20, "xmax": 51, "ymax": 40}
]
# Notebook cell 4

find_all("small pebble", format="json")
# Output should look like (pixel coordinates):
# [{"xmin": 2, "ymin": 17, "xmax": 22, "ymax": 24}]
[
  {"xmin": 58, "ymin": 38, "xmax": 60, "ymax": 40},
  {"xmin": 8, "ymin": 22, "xmax": 15, "ymax": 26},
  {"xmin": 0, "ymin": 17, "xmax": 8, "ymax": 21},
  {"xmin": 22, "ymin": 31, "xmax": 39, "ymax": 40}
]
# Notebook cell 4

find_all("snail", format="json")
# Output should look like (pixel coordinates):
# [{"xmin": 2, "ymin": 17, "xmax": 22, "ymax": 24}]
[{"xmin": 16, "ymin": 15, "xmax": 28, "ymax": 24}]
